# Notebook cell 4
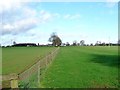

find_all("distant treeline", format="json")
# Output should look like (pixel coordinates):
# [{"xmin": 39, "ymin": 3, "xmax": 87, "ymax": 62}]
[
  {"xmin": 12, "ymin": 43, "xmax": 37, "ymax": 47},
  {"xmin": 3, "ymin": 43, "xmax": 53, "ymax": 47},
  {"xmin": 1, "ymin": 42, "xmax": 120, "ymax": 47},
  {"xmin": 68, "ymin": 43, "xmax": 119, "ymax": 46},
  {"xmin": 94, "ymin": 43, "xmax": 119, "ymax": 46}
]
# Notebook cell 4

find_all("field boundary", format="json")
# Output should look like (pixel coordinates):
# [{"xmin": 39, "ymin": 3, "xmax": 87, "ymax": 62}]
[{"xmin": 1, "ymin": 47, "xmax": 60, "ymax": 89}]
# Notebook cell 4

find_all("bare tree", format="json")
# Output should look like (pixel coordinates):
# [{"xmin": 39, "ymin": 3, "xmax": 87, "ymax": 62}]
[
  {"xmin": 90, "ymin": 43, "xmax": 93, "ymax": 46},
  {"xmin": 80, "ymin": 40, "xmax": 85, "ymax": 46},
  {"xmin": 49, "ymin": 32, "xmax": 62, "ymax": 46},
  {"xmin": 66, "ymin": 42, "xmax": 70, "ymax": 46},
  {"xmin": 73, "ymin": 40, "xmax": 77, "ymax": 46},
  {"xmin": 95, "ymin": 41, "xmax": 101, "ymax": 46},
  {"xmin": 102, "ymin": 42, "xmax": 106, "ymax": 46},
  {"xmin": 13, "ymin": 41, "xmax": 16, "ymax": 45}
]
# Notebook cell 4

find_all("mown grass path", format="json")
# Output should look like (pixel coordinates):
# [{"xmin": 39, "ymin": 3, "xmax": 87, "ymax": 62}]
[{"xmin": 41, "ymin": 46, "xmax": 118, "ymax": 88}]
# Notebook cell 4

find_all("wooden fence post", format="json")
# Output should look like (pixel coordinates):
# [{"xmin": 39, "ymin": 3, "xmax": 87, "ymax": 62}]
[
  {"xmin": 10, "ymin": 79, "xmax": 18, "ymax": 88},
  {"xmin": 38, "ymin": 62, "xmax": 40, "ymax": 86},
  {"xmin": 10, "ymin": 73, "xmax": 18, "ymax": 88},
  {"xmin": 46, "ymin": 56, "xmax": 48, "ymax": 67}
]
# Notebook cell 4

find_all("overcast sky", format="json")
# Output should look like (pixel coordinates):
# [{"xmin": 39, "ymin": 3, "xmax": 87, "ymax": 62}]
[{"xmin": 0, "ymin": 0, "xmax": 118, "ymax": 46}]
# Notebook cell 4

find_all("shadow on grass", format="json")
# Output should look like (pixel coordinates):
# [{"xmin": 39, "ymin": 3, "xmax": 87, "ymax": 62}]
[{"xmin": 90, "ymin": 54, "xmax": 119, "ymax": 68}]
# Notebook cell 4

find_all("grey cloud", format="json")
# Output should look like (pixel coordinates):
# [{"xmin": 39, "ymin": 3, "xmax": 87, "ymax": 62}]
[
  {"xmin": 1, "ymin": 2, "xmax": 39, "ymax": 35},
  {"xmin": 1, "ymin": 2, "xmax": 60, "ymax": 36},
  {"xmin": 2, "ymin": 18, "xmax": 38, "ymax": 35}
]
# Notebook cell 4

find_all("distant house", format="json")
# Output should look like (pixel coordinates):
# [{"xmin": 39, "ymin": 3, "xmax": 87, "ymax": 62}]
[{"xmin": 12, "ymin": 43, "xmax": 37, "ymax": 47}]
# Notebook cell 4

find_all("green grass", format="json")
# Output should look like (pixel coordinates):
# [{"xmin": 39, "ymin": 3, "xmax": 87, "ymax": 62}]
[
  {"xmin": 2, "ymin": 47, "xmax": 56, "ymax": 75},
  {"xmin": 41, "ymin": 46, "xmax": 119, "ymax": 88}
]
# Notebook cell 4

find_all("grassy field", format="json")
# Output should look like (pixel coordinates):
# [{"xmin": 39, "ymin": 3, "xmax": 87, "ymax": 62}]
[
  {"xmin": 2, "ymin": 47, "xmax": 56, "ymax": 75},
  {"xmin": 41, "ymin": 46, "xmax": 119, "ymax": 88}
]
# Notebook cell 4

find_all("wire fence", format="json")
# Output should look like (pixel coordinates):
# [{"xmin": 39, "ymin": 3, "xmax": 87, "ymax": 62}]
[{"xmin": 1, "ymin": 47, "xmax": 60, "ymax": 89}]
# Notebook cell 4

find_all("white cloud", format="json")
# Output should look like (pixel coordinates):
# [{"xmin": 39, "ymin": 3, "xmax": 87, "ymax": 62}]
[
  {"xmin": 0, "ymin": 0, "xmax": 24, "ymax": 15},
  {"xmin": 105, "ymin": 0, "xmax": 118, "ymax": 8},
  {"xmin": 53, "ymin": 13, "xmax": 61, "ymax": 18},
  {"xmin": 42, "ymin": 13, "xmax": 52, "ymax": 21},
  {"xmin": 2, "ymin": 18, "xmax": 38, "ymax": 35},
  {"xmin": 37, "ymin": 0, "xmax": 119, "ymax": 2},
  {"xmin": 0, "ymin": 1, "xmax": 63, "ymax": 46},
  {"xmin": 64, "ymin": 14, "xmax": 81, "ymax": 20},
  {"xmin": 0, "ymin": 1, "xmax": 40, "ymax": 35},
  {"xmin": 40, "ymin": 10, "xmax": 60, "ymax": 22},
  {"xmin": 0, "ymin": 1, "xmax": 35, "ymax": 35},
  {"xmin": 106, "ymin": 2, "xmax": 117, "ymax": 8},
  {"xmin": 22, "ymin": 7, "xmax": 37, "ymax": 17},
  {"xmin": 71, "ymin": 14, "xmax": 81, "ymax": 19},
  {"xmin": 1, "ymin": 2, "xmax": 60, "ymax": 35},
  {"xmin": 106, "ymin": 0, "xmax": 119, "ymax": 2},
  {"xmin": 64, "ymin": 14, "xmax": 71, "ymax": 19}
]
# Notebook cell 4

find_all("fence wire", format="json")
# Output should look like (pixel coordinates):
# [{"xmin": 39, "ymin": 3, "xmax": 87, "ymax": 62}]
[
  {"xmin": 19, "ymin": 47, "xmax": 59, "ymax": 88},
  {"xmin": 2, "ymin": 47, "xmax": 59, "ymax": 88}
]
